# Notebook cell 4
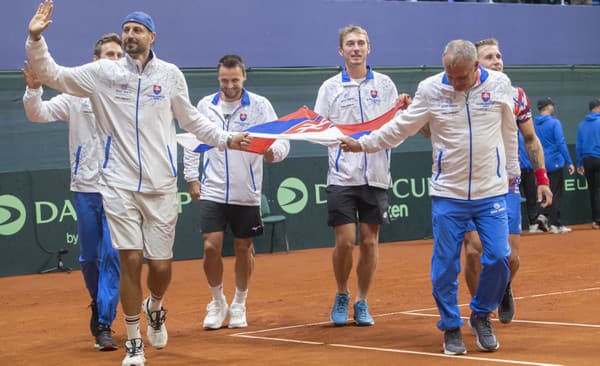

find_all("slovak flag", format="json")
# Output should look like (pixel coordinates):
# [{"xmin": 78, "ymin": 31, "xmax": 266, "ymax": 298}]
[{"xmin": 177, "ymin": 103, "xmax": 406, "ymax": 154}]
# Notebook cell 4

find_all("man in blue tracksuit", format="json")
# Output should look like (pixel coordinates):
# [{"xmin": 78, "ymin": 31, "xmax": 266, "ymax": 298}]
[
  {"xmin": 533, "ymin": 98, "xmax": 575, "ymax": 233},
  {"xmin": 576, "ymin": 99, "xmax": 600, "ymax": 229}
]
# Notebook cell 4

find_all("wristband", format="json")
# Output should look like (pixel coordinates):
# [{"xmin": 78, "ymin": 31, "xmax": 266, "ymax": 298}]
[{"xmin": 534, "ymin": 168, "xmax": 550, "ymax": 186}]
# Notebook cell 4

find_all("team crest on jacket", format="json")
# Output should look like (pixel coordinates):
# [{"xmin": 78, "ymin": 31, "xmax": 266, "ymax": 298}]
[
  {"xmin": 481, "ymin": 91, "xmax": 491, "ymax": 103},
  {"xmin": 153, "ymin": 85, "xmax": 162, "ymax": 95},
  {"xmin": 239, "ymin": 113, "xmax": 248, "ymax": 121},
  {"xmin": 370, "ymin": 90, "xmax": 378, "ymax": 98}
]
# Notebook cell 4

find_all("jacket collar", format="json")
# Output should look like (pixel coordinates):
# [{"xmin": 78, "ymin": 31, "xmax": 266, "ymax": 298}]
[
  {"xmin": 211, "ymin": 89, "xmax": 251, "ymax": 106},
  {"xmin": 441, "ymin": 65, "xmax": 489, "ymax": 89},
  {"xmin": 341, "ymin": 66, "xmax": 374, "ymax": 83}
]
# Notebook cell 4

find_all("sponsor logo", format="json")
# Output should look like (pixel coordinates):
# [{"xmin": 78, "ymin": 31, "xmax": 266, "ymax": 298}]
[
  {"xmin": 0, "ymin": 195, "xmax": 26, "ymax": 236},
  {"xmin": 277, "ymin": 178, "xmax": 308, "ymax": 214}
]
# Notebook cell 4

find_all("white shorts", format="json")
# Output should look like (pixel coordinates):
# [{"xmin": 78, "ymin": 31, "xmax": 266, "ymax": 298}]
[{"xmin": 101, "ymin": 185, "xmax": 178, "ymax": 260}]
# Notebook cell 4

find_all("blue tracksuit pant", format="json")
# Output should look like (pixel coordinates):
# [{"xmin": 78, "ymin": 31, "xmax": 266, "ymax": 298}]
[
  {"xmin": 74, "ymin": 192, "xmax": 120, "ymax": 326},
  {"xmin": 431, "ymin": 195, "xmax": 510, "ymax": 331}
]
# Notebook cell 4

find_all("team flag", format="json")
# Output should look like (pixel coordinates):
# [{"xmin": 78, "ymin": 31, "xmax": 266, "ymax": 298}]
[{"xmin": 176, "ymin": 102, "xmax": 406, "ymax": 154}]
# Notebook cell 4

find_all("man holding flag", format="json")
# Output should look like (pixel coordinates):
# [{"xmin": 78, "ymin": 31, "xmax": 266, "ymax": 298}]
[
  {"xmin": 183, "ymin": 55, "xmax": 289, "ymax": 330},
  {"xmin": 314, "ymin": 25, "xmax": 404, "ymax": 327}
]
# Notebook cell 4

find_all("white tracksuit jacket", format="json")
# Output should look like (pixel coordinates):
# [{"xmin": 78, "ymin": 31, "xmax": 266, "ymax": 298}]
[
  {"xmin": 23, "ymin": 87, "xmax": 101, "ymax": 193},
  {"xmin": 183, "ymin": 90, "xmax": 290, "ymax": 206},
  {"xmin": 359, "ymin": 67, "xmax": 519, "ymax": 200},
  {"xmin": 26, "ymin": 36, "xmax": 228, "ymax": 193},
  {"xmin": 314, "ymin": 68, "xmax": 398, "ymax": 189}
]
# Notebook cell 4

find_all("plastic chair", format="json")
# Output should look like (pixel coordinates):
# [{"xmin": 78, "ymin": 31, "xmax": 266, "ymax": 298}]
[{"xmin": 261, "ymin": 194, "xmax": 289, "ymax": 253}]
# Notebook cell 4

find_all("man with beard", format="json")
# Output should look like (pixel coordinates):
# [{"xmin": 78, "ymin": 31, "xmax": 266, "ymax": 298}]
[
  {"xmin": 183, "ymin": 54, "xmax": 289, "ymax": 331},
  {"xmin": 26, "ymin": 2, "xmax": 251, "ymax": 365}
]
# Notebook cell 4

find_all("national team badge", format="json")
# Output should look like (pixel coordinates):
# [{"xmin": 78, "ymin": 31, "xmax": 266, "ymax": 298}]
[
  {"xmin": 481, "ymin": 91, "xmax": 490, "ymax": 103},
  {"xmin": 153, "ymin": 85, "xmax": 162, "ymax": 95},
  {"xmin": 240, "ymin": 113, "xmax": 247, "ymax": 121},
  {"xmin": 370, "ymin": 90, "xmax": 378, "ymax": 98}
]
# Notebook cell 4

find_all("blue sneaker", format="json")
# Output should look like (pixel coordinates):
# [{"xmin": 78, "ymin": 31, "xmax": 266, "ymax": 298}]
[
  {"xmin": 353, "ymin": 300, "xmax": 374, "ymax": 326},
  {"xmin": 330, "ymin": 293, "xmax": 350, "ymax": 326}
]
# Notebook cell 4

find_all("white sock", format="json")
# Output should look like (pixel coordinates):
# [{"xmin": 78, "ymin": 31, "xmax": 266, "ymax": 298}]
[
  {"xmin": 233, "ymin": 288, "xmax": 248, "ymax": 305},
  {"xmin": 125, "ymin": 314, "xmax": 141, "ymax": 339},
  {"xmin": 210, "ymin": 284, "xmax": 225, "ymax": 302},
  {"xmin": 148, "ymin": 293, "xmax": 163, "ymax": 312}
]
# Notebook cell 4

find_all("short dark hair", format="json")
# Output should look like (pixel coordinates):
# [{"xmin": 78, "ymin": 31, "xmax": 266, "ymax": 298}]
[
  {"xmin": 589, "ymin": 98, "xmax": 600, "ymax": 111},
  {"xmin": 537, "ymin": 97, "xmax": 554, "ymax": 112},
  {"xmin": 217, "ymin": 54, "xmax": 246, "ymax": 76},
  {"xmin": 93, "ymin": 33, "xmax": 122, "ymax": 57}
]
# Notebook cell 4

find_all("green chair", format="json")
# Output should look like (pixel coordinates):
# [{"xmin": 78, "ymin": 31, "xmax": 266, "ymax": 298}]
[{"xmin": 261, "ymin": 194, "xmax": 289, "ymax": 253}]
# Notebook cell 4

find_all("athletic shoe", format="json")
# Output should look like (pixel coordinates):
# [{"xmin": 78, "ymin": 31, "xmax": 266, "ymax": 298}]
[
  {"xmin": 528, "ymin": 224, "xmax": 543, "ymax": 233},
  {"xmin": 122, "ymin": 338, "xmax": 145, "ymax": 366},
  {"xmin": 330, "ymin": 293, "xmax": 350, "ymax": 326},
  {"xmin": 142, "ymin": 297, "xmax": 168, "ymax": 349},
  {"xmin": 536, "ymin": 214, "xmax": 549, "ymax": 232},
  {"xmin": 468, "ymin": 312, "xmax": 499, "ymax": 352},
  {"xmin": 353, "ymin": 300, "xmax": 375, "ymax": 326},
  {"xmin": 95, "ymin": 323, "xmax": 118, "ymax": 351},
  {"xmin": 593, "ymin": 222, "xmax": 600, "ymax": 230},
  {"xmin": 228, "ymin": 303, "xmax": 248, "ymax": 328},
  {"xmin": 550, "ymin": 225, "xmax": 572, "ymax": 234},
  {"xmin": 498, "ymin": 282, "xmax": 515, "ymax": 324},
  {"xmin": 89, "ymin": 300, "xmax": 99, "ymax": 337},
  {"xmin": 443, "ymin": 328, "xmax": 467, "ymax": 355},
  {"xmin": 203, "ymin": 296, "xmax": 229, "ymax": 330}
]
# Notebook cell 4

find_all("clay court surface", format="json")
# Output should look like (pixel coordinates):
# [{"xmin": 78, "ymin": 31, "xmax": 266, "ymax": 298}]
[{"xmin": 1, "ymin": 225, "xmax": 599, "ymax": 365}]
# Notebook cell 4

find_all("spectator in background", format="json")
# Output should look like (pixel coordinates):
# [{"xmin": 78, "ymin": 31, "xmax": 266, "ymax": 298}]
[
  {"xmin": 534, "ymin": 98, "xmax": 575, "ymax": 233},
  {"xmin": 575, "ymin": 99, "xmax": 600, "ymax": 229}
]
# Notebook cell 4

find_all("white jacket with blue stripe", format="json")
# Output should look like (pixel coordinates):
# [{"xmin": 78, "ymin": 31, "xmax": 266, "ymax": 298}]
[
  {"xmin": 183, "ymin": 90, "xmax": 290, "ymax": 206},
  {"xmin": 26, "ymin": 36, "xmax": 228, "ymax": 194},
  {"xmin": 359, "ymin": 67, "xmax": 519, "ymax": 201},
  {"xmin": 314, "ymin": 67, "xmax": 399, "ymax": 189},
  {"xmin": 23, "ymin": 87, "xmax": 101, "ymax": 193}
]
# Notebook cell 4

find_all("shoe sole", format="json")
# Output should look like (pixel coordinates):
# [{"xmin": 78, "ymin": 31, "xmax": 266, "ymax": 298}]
[
  {"xmin": 228, "ymin": 322, "xmax": 248, "ymax": 328},
  {"xmin": 95, "ymin": 343, "xmax": 118, "ymax": 351},
  {"xmin": 443, "ymin": 343, "xmax": 467, "ymax": 355}
]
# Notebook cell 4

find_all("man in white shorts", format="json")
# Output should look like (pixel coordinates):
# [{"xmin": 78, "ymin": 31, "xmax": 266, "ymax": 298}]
[{"xmin": 26, "ymin": 3, "xmax": 251, "ymax": 365}]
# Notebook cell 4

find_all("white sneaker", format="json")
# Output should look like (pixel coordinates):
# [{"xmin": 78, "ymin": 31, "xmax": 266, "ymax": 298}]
[
  {"xmin": 204, "ymin": 297, "xmax": 228, "ymax": 329},
  {"xmin": 122, "ymin": 338, "xmax": 145, "ymax": 366},
  {"xmin": 549, "ymin": 225, "xmax": 572, "ymax": 234},
  {"xmin": 228, "ymin": 303, "xmax": 248, "ymax": 328},
  {"xmin": 528, "ymin": 224, "xmax": 543, "ymax": 233},
  {"xmin": 142, "ymin": 297, "xmax": 168, "ymax": 349}
]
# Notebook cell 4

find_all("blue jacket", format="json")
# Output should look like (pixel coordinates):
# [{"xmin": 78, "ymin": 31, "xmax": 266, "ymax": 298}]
[
  {"xmin": 518, "ymin": 131, "xmax": 532, "ymax": 170},
  {"xmin": 533, "ymin": 114, "xmax": 573, "ymax": 172},
  {"xmin": 576, "ymin": 112, "xmax": 600, "ymax": 167}
]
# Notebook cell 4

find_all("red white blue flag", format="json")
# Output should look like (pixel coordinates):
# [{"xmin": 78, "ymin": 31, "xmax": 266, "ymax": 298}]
[{"xmin": 177, "ymin": 103, "xmax": 405, "ymax": 154}]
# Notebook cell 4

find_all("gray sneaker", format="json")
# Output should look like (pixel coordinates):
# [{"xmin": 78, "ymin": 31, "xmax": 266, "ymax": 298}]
[
  {"xmin": 468, "ymin": 312, "xmax": 499, "ymax": 352},
  {"xmin": 443, "ymin": 328, "xmax": 467, "ymax": 355},
  {"xmin": 498, "ymin": 282, "xmax": 515, "ymax": 324}
]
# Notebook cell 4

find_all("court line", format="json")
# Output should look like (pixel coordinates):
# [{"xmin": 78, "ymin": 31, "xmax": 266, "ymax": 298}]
[{"xmin": 229, "ymin": 287, "xmax": 599, "ymax": 365}]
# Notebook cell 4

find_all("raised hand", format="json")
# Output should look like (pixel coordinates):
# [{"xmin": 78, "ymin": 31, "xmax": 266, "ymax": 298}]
[
  {"xmin": 21, "ymin": 61, "xmax": 42, "ymax": 89},
  {"xmin": 29, "ymin": 0, "xmax": 54, "ymax": 41}
]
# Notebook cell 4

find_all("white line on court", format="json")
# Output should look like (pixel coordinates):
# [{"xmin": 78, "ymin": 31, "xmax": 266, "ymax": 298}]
[{"xmin": 229, "ymin": 287, "xmax": 599, "ymax": 365}]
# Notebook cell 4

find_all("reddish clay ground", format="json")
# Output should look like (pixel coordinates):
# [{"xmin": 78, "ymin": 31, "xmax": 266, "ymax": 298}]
[{"xmin": 1, "ymin": 224, "xmax": 599, "ymax": 365}]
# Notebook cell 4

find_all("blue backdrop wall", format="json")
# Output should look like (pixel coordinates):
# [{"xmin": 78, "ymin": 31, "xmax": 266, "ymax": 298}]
[{"xmin": 4, "ymin": 0, "xmax": 599, "ymax": 70}]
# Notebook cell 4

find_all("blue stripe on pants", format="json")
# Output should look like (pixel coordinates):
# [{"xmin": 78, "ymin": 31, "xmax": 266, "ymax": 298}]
[
  {"xmin": 74, "ymin": 192, "xmax": 120, "ymax": 326},
  {"xmin": 431, "ymin": 195, "xmax": 510, "ymax": 331}
]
